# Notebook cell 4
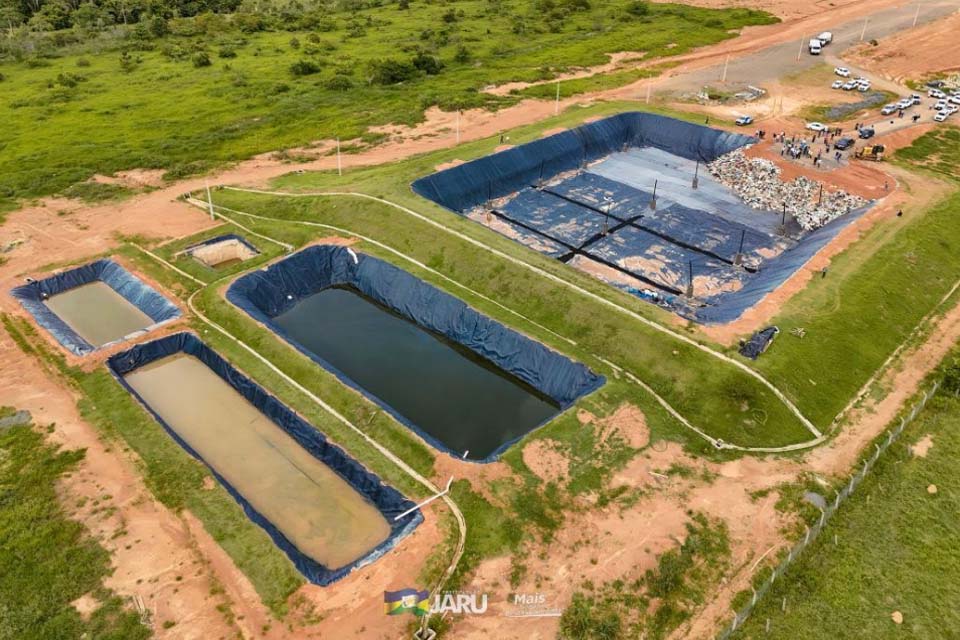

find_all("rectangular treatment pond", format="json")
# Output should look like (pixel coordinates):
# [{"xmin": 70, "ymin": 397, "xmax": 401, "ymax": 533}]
[
  {"xmin": 228, "ymin": 246, "xmax": 604, "ymax": 462},
  {"xmin": 108, "ymin": 333, "xmax": 421, "ymax": 585},
  {"xmin": 11, "ymin": 259, "xmax": 180, "ymax": 356}
]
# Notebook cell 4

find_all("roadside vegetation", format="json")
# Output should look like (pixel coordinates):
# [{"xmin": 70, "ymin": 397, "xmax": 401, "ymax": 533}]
[
  {"xmin": 734, "ymin": 355, "xmax": 960, "ymax": 639},
  {"xmin": 0, "ymin": 416, "xmax": 151, "ymax": 639},
  {"xmin": 0, "ymin": 0, "xmax": 776, "ymax": 211}
]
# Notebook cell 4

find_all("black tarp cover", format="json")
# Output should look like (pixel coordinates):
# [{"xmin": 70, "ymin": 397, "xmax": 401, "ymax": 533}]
[{"xmin": 107, "ymin": 332, "xmax": 422, "ymax": 586}]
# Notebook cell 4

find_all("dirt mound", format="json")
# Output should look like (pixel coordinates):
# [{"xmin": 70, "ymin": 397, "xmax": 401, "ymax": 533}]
[{"xmin": 600, "ymin": 403, "xmax": 650, "ymax": 449}]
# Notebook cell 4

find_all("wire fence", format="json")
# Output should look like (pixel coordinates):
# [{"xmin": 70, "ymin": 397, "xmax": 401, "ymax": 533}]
[{"xmin": 716, "ymin": 380, "xmax": 941, "ymax": 639}]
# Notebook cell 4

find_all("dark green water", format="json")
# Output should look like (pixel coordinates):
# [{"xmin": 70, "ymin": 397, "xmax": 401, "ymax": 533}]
[{"xmin": 274, "ymin": 287, "xmax": 560, "ymax": 460}]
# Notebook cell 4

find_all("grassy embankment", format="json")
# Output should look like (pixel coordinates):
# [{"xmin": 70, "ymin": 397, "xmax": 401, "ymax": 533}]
[
  {"xmin": 0, "ymin": 415, "xmax": 151, "ymax": 639},
  {"xmin": 0, "ymin": 1, "xmax": 777, "ymax": 213},
  {"xmin": 734, "ymin": 354, "xmax": 960, "ymax": 639}
]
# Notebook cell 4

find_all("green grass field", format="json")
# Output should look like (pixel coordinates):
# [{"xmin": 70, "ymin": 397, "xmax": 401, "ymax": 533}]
[
  {"xmin": 734, "ymin": 363, "xmax": 960, "ymax": 639},
  {"xmin": 0, "ymin": 1, "xmax": 776, "ymax": 212},
  {"xmin": 0, "ymin": 418, "xmax": 151, "ymax": 639}
]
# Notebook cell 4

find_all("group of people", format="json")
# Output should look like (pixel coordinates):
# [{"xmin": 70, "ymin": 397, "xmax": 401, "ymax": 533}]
[{"xmin": 778, "ymin": 127, "xmax": 849, "ymax": 167}]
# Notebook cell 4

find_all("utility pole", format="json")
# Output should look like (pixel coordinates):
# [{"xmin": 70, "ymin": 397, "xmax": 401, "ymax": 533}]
[
  {"xmin": 645, "ymin": 81, "xmax": 652, "ymax": 105},
  {"xmin": 456, "ymin": 110, "xmax": 461, "ymax": 144},
  {"xmin": 860, "ymin": 17, "xmax": 869, "ymax": 41},
  {"xmin": 555, "ymin": 80, "xmax": 560, "ymax": 115},
  {"xmin": 692, "ymin": 159, "xmax": 700, "ymax": 190},
  {"xmin": 336, "ymin": 137, "xmax": 342, "ymax": 176},
  {"xmin": 912, "ymin": 3, "xmax": 920, "ymax": 28},
  {"xmin": 205, "ymin": 183, "xmax": 215, "ymax": 221},
  {"xmin": 721, "ymin": 55, "xmax": 730, "ymax": 83},
  {"xmin": 797, "ymin": 36, "xmax": 805, "ymax": 62}
]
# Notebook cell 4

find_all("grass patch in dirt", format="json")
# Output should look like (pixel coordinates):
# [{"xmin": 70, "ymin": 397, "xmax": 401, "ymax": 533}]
[
  {"xmin": 0, "ymin": 420, "xmax": 151, "ymax": 639},
  {"xmin": 559, "ymin": 512, "xmax": 730, "ymax": 640}
]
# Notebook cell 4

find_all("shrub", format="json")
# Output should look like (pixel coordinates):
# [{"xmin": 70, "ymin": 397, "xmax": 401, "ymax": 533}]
[
  {"xmin": 290, "ymin": 59, "xmax": 321, "ymax": 76},
  {"xmin": 325, "ymin": 75, "xmax": 353, "ymax": 90},
  {"xmin": 218, "ymin": 46, "xmax": 237, "ymax": 58},
  {"xmin": 626, "ymin": 0, "xmax": 650, "ymax": 16},
  {"xmin": 368, "ymin": 58, "xmax": 417, "ymax": 85},
  {"xmin": 412, "ymin": 51, "xmax": 443, "ymax": 75},
  {"xmin": 454, "ymin": 45, "xmax": 471, "ymax": 64},
  {"xmin": 76, "ymin": 58, "xmax": 90, "ymax": 67},
  {"xmin": 192, "ymin": 52, "xmax": 212, "ymax": 68}
]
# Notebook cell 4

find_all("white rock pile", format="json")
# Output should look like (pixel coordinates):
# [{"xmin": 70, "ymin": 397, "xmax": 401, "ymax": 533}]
[{"xmin": 708, "ymin": 150, "xmax": 868, "ymax": 231}]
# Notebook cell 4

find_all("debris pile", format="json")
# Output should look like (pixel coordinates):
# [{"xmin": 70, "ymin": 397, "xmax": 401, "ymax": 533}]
[{"xmin": 708, "ymin": 150, "xmax": 868, "ymax": 231}]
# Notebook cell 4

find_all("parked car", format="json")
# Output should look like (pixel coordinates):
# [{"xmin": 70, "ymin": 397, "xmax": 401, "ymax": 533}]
[
  {"xmin": 946, "ymin": 105, "xmax": 960, "ymax": 115},
  {"xmin": 935, "ymin": 100, "xmax": 949, "ymax": 111},
  {"xmin": 859, "ymin": 127, "xmax": 876, "ymax": 139},
  {"xmin": 910, "ymin": 94, "xmax": 922, "ymax": 105},
  {"xmin": 842, "ymin": 81, "xmax": 858, "ymax": 91},
  {"xmin": 929, "ymin": 89, "xmax": 947, "ymax": 99},
  {"xmin": 735, "ymin": 115, "xmax": 754, "ymax": 126},
  {"xmin": 881, "ymin": 104, "xmax": 898, "ymax": 115},
  {"xmin": 896, "ymin": 98, "xmax": 913, "ymax": 109},
  {"xmin": 949, "ymin": 96, "xmax": 960, "ymax": 106},
  {"xmin": 934, "ymin": 111, "xmax": 949, "ymax": 123},
  {"xmin": 834, "ymin": 67, "xmax": 850, "ymax": 77},
  {"xmin": 831, "ymin": 80, "xmax": 844, "ymax": 89},
  {"xmin": 834, "ymin": 137, "xmax": 855, "ymax": 150},
  {"xmin": 806, "ymin": 122, "xmax": 828, "ymax": 132},
  {"xmin": 857, "ymin": 83, "xmax": 871, "ymax": 92}
]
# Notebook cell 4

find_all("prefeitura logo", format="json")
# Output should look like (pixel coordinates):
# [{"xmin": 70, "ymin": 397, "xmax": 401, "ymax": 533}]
[{"xmin": 384, "ymin": 588, "xmax": 430, "ymax": 617}]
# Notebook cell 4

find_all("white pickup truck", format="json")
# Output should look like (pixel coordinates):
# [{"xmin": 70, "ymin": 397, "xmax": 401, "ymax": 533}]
[{"xmin": 810, "ymin": 31, "xmax": 832, "ymax": 55}]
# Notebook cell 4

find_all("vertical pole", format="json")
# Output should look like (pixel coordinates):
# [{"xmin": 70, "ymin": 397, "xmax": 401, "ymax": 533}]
[
  {"xmin": 818, "ymin": 183, "xmax": 823, "ymax": 204},
  {"xmin": 645, "ymin": 81, "xmax": 652, "ymax": 104},
  {"xmin": 860, "ymin": 17, "xmax": 869, "ymax": 41},
  {"xmin": 336, "ymin": 137, "xmax": 342, "ymax": 176},
  {"xmin": 721, "ymin": 55, "xmax": 730, "ymax": 83},
  {"xmin": 205, "ymin": 183, "xmax": 215, "ymax": 221},
  {"xmin": 782, "ymin": 203, "xmax": 787, "ymax": 226},
  {"xmin": 692, "ymin": 158, "xmax": 700, "ymax": 189},
  {"xmin": 737, "ymin": 229, "xmax": 746, "ymax": 256},
  {"xmin": 650, "ymin": 179, "xmax": 658, "ymax": 210},
  {"xmin": 797, "ymin": 37, "xmax": 805, "ymax": 62},
  {"xmin": 456, "ymin": 110, "xmax": 461, "ymax": 145},
  {"xmin": 912, "ymin": 3, "xmax": 920, "ymax": 28},
  {"xmin": 555, "ymin": 80, "xmax": 560, "ymax": 115},
  {"xmin": 687, "ymin": 260, "xmax": 694, "ymax": 297}
]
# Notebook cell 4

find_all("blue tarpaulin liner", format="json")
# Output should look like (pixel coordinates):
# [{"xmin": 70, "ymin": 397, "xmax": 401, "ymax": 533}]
[
  {"xmin": 11, "ymin": 259, "xmax": 181, "ymax": 356},
  {"xmin": 413, "ymin": 112, "xmax": 874, "ymax": 324},
  {"xmin": 227, "ymin": 246, "xmax": 604, "ymax": 460},
  {"xmin": 106, "ymin": 332, "xmax": 421, "ymax": 586},
  {"xmin": 412, "ymin": 112, "xmax": 756, "ymax": 213}
]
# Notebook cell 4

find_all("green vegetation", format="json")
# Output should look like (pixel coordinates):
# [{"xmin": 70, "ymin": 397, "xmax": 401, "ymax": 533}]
[
  {"xmin": 895, "ymin": 126, "xmax": 960, "ymax": 178},
  {"xmin": 0, "ymin": 420, "xmax": 151, "ymax": 640},
  {"xmin": 735, "ymin": 369, "xmax": 960, "ymax": 639},
  {"xmin": 559, "ymin": 513, "xmax": 730, "ymax": 639},
  {"xmin": 0, "ymin": 0, "xmax": 775, "ymax": 208}
]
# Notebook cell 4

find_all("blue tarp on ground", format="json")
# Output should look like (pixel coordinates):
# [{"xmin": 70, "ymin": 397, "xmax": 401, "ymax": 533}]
[
  {"xmin": 412, "ymin": 112, "xmax": 756, "ymax": 213},
  {"xmin": 107, "ymin": 331, "xmax": 421, "ymax": 587},
  {"xmin": 11, "ymin": 259, "xmax": 181, "ymax": 356},
  {"xmin": 412, "ymin": 112, "xmax": 873, "ymax": 324},
  {"xmin": 227, "ymin": 245, "xmax": 604, "ymax": 460}
]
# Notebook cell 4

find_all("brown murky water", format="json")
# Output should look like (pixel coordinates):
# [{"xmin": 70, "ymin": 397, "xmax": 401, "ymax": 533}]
[
  {"xmin": 124, "ymin": 353, "xmax": 392, "ymax": 570},
  {"xmin": 44, "ymin": 281, "xmax": 155, "ymax": 347}
]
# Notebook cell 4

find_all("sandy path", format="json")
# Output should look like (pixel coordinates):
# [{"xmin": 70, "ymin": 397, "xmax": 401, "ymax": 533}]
[{"xmin": 846, "ymin": 9, "xmax": 960, "ymax": 82}]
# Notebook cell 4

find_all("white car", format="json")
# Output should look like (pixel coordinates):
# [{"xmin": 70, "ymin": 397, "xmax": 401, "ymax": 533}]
[
  {"xmin": 881, "ymin": 104, "xmax": 898, "ymax": 115},
  {"xmin": 806, "ymin": 122, "xmax": 828, "ymax": 132},
  {"xmin": 910, "ymin": 94, "xmax": 922, "ymax": 105},
  {"xmin": 857, "ymin": 83, "xmax": 871, "ymax": 92},
  {"xmin": 834, "ymin": 67, "xmax": 850, "ymax": 77},
  {"xmin": 935, "ymin": 99, "xmax": 949, "ymax": 111},
  {"xmin": 949, "ymin": 95, "xmax": 960, "ymax": 106},
  {"xmin": 831, "ymin": 80, "xmax": 844, "ymax": 89},
  {"xmin": 934, "ymin": 111, "xmax": 949, "ymax": 122},
  {"xmin": 929, "ymin": 89, "xmax": 946, "ymax": 99},
  {"xmin": 947, "ymin": 105, "xmax": 960, "ymax": 115},
  {"xmin": 842, "ymin": 81, "xmax": 857, "ymax": 91},
  {"xmin": 897, "ymin": 98, "xmax": 913, "ymax": 109}
]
